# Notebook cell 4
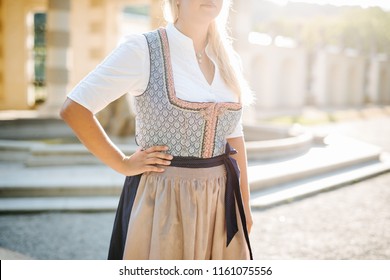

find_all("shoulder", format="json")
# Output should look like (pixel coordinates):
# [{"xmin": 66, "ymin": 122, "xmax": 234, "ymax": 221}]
[{"xmin": 117, "ymin": 33, "xmax": 148, "ymax": 53}]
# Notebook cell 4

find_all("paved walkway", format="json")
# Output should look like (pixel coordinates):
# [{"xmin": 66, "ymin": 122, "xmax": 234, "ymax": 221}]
[
  {"xmin": 1, "ymin": 116, "xmax": 389, "ymax": 260},
  {"xmin": 251, "ymin": 171, "xmax": 390, "ymax": 259}
]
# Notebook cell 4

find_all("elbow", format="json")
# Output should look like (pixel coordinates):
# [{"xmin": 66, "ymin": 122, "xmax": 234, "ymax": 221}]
[
  {"xmin": 59, "ymin": 98, "xmax": 93, "ymax": 124},
  {"xmin": 59, "ymin": 106, "xmax": 65, "ymax": 120},
  {"xmin": 59, "ymin": 98, "xmax": 74, "ymax": 123},
  {"xmin": 59, "ymin": 103, "xmax": 69, "ymax": 122}
]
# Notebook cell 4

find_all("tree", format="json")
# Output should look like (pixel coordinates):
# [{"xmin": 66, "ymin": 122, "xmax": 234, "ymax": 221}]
[{"xmin": 254, "ymin": 5, "xmax": 390, "ymax": 54}]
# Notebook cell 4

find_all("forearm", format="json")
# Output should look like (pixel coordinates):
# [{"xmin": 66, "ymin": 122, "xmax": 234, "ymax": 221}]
[{"xmin": 60, "ymin": 98, "xmax": 127, "ymax": 174}]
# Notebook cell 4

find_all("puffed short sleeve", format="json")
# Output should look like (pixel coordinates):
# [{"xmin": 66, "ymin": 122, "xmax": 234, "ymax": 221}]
[{"xmin": 67, "ymin": 33, "xmax": 149, "ymax": 114}]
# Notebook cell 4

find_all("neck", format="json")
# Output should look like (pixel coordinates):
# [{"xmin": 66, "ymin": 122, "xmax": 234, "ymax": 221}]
[{"xmin": 174, "ymin": 20, "xmax": 209, "ymax": 52}]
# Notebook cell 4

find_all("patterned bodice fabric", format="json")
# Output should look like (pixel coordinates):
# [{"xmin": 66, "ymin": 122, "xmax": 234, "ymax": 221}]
[{"xmin": 134, "ymin": 28, "xmax": 242, "ymax": 158}]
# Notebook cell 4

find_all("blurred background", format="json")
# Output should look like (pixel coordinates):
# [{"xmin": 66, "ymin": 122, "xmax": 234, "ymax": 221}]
[
  {"xmin": 0, "ymin": 0, "xmax": 389, "ymax": 260},
  {"xmin": 0, "ymin": 0, "xmax": 389, "ymax": 119}
]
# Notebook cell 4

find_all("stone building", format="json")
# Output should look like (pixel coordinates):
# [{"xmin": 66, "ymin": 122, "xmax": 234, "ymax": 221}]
[
  {"xmin": 247, "ymin": 40, "xmax": 308, "ymax": 110},
  {"xmin": 368, "ymin": 54, "xmax": 390, "ymax": 105},
  {"xmin": 311, "ymin": 48, "xmax": 367, "ymax": 108},
  {"xmin": 0, "ymin": 0, "xmax": 162, "ymax": 114}
]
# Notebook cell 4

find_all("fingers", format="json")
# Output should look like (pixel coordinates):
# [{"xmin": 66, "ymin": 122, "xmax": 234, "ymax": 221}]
[
  {"xmin": 141, "ymin": 146, "xmax": 173, "ymax": 172},
  {"xmin": 145, "ymin": 158, "xmax": 172, "ymax": 166},
  {"xmin": 143, "ymin": 165, "xmax": 166, "ymax": 173},
  {"xmin": 146, "ymin": 152, "xmax": 173, "ymax": 161},
  {"xmin": 143, "ymin": 146, "xmax": 173, "ymax": 161},
  {"xmin": 144, "ymin": 146, "xmax": 169, "ymax": 153},
  {"xmin": 121, "ymin": 146, "xmax": 174, "ymax": 176}
]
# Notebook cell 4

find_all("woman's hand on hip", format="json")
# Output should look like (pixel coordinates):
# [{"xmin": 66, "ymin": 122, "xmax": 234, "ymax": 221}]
[{"xmin": 121, "ymin": 145, "xmax": 173, "ymax": 176}]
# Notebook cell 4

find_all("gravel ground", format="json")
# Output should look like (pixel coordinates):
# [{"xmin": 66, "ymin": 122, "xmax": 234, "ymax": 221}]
[
  {"xmin": 0, "ymin": 212, "xmax": 115, "ymax": 259},
  {"xmin": 1, "ymin": 116, "xmax": 389, "ymax": 260}
]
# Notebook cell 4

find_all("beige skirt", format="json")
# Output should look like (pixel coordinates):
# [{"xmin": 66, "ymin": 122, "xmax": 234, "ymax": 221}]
[{"xmin": 122, "ymin": 165, "xmax": 250, "ymax": 260}]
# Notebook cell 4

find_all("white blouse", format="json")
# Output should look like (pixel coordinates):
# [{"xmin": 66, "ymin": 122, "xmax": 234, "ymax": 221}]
[{"xmin": 68, "ymin": 23, "xmax": 243, "ymax": 138}]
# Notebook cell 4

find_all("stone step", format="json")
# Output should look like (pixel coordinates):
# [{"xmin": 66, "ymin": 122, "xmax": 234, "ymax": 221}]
[
  {"xmin": 0, "ymin": 165, "xmax": 124, "ymax": 197},
  {"xmin": 0, "ymin": 133, "xmax": 388, "ymax": 212},
  {"xmin": 0, "ymin": 135, "xmax": 381, "ymax": 197},
  {"xmin": 0, "ymin": 117, "xmax": 74, "ymax": 140},
  {"xmin": 1, "ymin": 155, "xmax": 389, "ymax": 213},
  {"xmin": 0, "ymin": 134, "xmax": 383, "ymax": 197},
  {"xmin": 0, "ymin": 196, "xmax": 119, "ymax": 213},
  {"xmin": 0, "ymin": 132, "xmax": 315, "ymax": 166},
  {"xmin": 0, "ymin": 139, "xmax": 138, "ymax": 166},
  {"xmin": 0, "ymin": 123, "xmax": 319, "ymax": 166},
  {"xmin": 245, "ymin": 130, "xmax": 315, "ymax": 160},
  {"xmin": 26, "ymin": 143, "xmax": 139, "ymax": 167},
  {"xmin": 0, "ymin": 140, "xmax": 36, "ymax": 163},
  {"xmin": 251, "ymin": 153, "xmax": 390, "ymax": 210},
  {"xmin": 248, "ymin": 134, "xmax": 383, "ymax": 191}
]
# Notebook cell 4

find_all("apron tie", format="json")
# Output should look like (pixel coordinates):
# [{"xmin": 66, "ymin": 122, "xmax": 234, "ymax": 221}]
[{"xmin": 222, "ymin": 143, "xmax": 253, "ymax": 260}]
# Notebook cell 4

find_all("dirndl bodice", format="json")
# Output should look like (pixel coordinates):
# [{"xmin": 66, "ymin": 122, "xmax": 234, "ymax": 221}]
[{"xmin": 134, "ymin": 28, "xmax": 242, "ymax": 158}]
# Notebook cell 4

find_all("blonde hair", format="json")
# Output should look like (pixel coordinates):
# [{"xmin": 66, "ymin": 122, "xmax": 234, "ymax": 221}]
[{"xmin": 163, "ymin": 0, "xmax": 252, "ymax": 105}]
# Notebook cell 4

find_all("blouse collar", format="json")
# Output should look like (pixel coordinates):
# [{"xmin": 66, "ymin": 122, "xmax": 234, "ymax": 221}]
[
  {"xmin": 166, "ymin": 23, "xmax": 194, "ymax": 50},
  {"xmin": 165, "ymin": 23, "xmax": 213, "ymax": 58}
]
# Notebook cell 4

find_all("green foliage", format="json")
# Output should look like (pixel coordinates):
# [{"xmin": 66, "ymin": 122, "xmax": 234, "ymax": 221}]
[
  {"xmin": 34, "ymin": 13, "xmax": 46, "ymax": 47},
  {"xmin": 322, "ymin": 7, "xmax": 390, "ymax": 53},
  {"xmin": 34, "ymin": 13, "xmax": 46, "ymax": 85},
  {"xmin": 123, "ymin": 5, "xmax": 150, "ymax": 16},
  {"xmin": 254, "ymin": 6, "xmax": 390, "ymax": 54}
]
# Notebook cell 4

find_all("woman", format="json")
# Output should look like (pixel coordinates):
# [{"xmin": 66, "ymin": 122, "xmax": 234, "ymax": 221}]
[{"xmin": 60, "ymin": 0, "xmax": 253, "ymax": 260}]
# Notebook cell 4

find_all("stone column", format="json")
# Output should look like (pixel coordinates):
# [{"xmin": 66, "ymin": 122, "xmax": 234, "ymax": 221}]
[
  {"xmin": 41, "ymin": 0, "xmax": 70, "ymax": 117},
  {"xmin": 0, "ymin": 0, "xmax": 30, "ymax": 110},
  {"xmin": 379, "ymin": 60, "xmax": 390, "ymax": 104}
]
